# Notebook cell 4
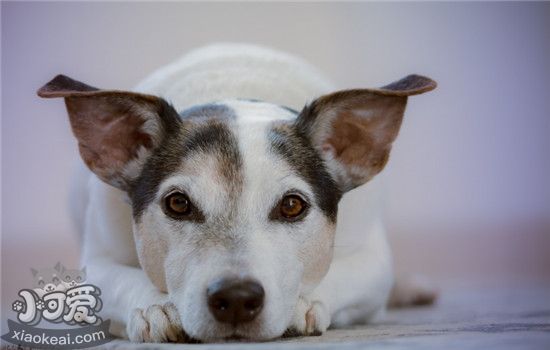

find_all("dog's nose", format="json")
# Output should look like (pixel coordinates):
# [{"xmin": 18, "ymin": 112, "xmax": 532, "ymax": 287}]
[{"xmin": 207, "ymin": 278, "xmax": 265, "ymax": 324}]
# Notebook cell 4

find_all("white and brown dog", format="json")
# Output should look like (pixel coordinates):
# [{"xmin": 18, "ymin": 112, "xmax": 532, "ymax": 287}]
[{"xmin": 38, "ymin": 44, "xmax": 436, "ymax": 342}]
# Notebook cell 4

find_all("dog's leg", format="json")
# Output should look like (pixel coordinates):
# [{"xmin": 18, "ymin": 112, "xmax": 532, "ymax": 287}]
[
  {"xmin": 81, "ymin": 178, "xmax": 186, "ymax": 342},
  {"xmin": 86, "ymin": 258, "xmax": 186, "ymax": 342},
  {"xmin": 288, "ymin": 220, "xmax": 394, "ymax": 335},
  {"xmin": 387, "ymin": 275, "xmax": 438, "ymax": 308},
  {"xmin": 85, "ymin": 241, "xmax": 185, "ymax": 343}
]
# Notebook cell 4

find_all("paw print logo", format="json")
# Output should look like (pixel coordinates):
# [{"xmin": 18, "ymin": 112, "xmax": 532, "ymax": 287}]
[
  {"xmin": 12, "ymin": 300, "xmax": 24, "ymax": 313},
  {"xmin": 36, "ymin": 300, "xmax": 45, "ymax": 311},
  {"xmin": 74, "ymin": 310, "xmax": 85, "ymax": 322}
]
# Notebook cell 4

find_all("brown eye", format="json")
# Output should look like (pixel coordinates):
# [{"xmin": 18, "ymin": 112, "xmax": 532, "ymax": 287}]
[
  {"xmin": 164, "ymin": 192, "xmax": 191, "ymax": 217},
  {"xmin": 279, "ymin": 194, "xmax": 307, "ymax": 220}
]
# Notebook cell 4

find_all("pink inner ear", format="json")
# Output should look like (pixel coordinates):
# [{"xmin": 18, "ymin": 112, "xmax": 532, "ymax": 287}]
[
  {"xmin": 322, "ymin": 100, "xmax": 403, "ymax": 185},
  {"xmin": 326, "ymin": 111, "xmax": 376, "ymax": 166},
  {"xmin": 304, "ymin": 75, "xmax": 434, "ymax": 190},
  {"xmin": 67, "ymin": 97, "xmax": 155, "ymax": 187}
]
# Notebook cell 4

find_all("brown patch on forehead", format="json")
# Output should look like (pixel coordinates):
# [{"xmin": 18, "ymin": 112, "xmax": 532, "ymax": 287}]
[
  {"xmin": 181, "ymin": 118, "xmax": 243, "ymax": 194},
  {"xmin": 130, "ymin": 106, "xmax": 243, "ymax": 220}
]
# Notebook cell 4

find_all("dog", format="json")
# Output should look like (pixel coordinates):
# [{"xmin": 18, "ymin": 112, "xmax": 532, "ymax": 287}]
[
  {"xmin": 31, "ymin": 263, "xmax": 65, "ymax": 297},
  {"xmin": 30, "ymin": 263, "xmax": 86, "ymax": 296},
  {"xmin": 37, "ymin": 43, "xmax": 436, "ymax": 342}
]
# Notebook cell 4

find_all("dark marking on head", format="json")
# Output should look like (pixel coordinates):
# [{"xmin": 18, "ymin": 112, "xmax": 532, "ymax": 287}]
[
  {"xmin": 179, "ymin": 103, "xmax": 236, "ymax": 120},
  {"xmin": 277, "ymin": 105, "xmax": 299, "ymax": 115},
  {"xmin": 130, "ymin": 105, "xmax": 242, "ymax": 221},
  {"xmin": 269, "ymin": 123, "xmax": 342, "ymax": 222},
  {"xmin": 237, "ymin": 98, "xmax": 263, "ymax": 103},
  {"xmin": 294, "ymin": 102, "xmax": 318, "ymax": 137},
  {"xmin": 237, "ymin": 98, "xmax": 299, "ymax": 115}
]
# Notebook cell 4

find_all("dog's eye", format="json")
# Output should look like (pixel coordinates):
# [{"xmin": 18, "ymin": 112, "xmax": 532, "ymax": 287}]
[
  {"xmin": 66, "ymin": 276, "xmax": 71, "ymax": 281},
  {"xmin": 281, "ymin": 195, "xmax": 305, "ymax": 218},
  {"xmin": 275, "ymin": 194, "xmax": 308, "ymax": 221},
  {"xmin": 164, "ymin": 192, "xmax": 192, "ymax": 218}
]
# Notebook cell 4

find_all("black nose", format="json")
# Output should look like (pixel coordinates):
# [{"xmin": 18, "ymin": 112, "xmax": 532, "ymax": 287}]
[{"xmin": 207, "ymin": 278, "xmax": 265, "ymax": 324}]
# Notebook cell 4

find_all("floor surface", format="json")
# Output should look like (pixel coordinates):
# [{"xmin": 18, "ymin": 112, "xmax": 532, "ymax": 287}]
[{"xmin": 99, "ymin": 283, "xmax": 550, "ymax": 350}]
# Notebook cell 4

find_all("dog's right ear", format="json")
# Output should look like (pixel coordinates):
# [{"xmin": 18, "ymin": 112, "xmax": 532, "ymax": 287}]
[{"xmin": 38, "ymin": 75, "xmax": 180, "ymax": 191}]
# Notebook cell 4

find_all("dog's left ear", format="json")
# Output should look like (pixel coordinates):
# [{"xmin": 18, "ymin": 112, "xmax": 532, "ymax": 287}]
[
  {"xmin": 296, "ymin": 74, "xmax": 436, "ymax": 191},
  {"xmin": 38, "ymin": 75, "xmax": 180, "ymax": 191}
]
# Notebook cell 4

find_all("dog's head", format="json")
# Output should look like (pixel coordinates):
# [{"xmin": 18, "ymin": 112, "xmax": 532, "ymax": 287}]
[
  {"xmin": 31, "ymin": 263, "xmax": 63, "ymax": 292},
  {"xmin": 38, "ymin": 74, "xmax": 435, "ymax": 341}
]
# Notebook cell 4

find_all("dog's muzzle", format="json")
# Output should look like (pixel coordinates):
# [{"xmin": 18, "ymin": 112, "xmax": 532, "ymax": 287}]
[{"xmin": 207, "ymin": 278, "xmax": 265, "ymax": 325}]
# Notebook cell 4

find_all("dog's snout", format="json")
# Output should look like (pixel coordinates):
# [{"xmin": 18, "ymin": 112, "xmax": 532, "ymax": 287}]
[{"xmin": 207, "ymin": 278, "xmax": 265, "ymax": 324}]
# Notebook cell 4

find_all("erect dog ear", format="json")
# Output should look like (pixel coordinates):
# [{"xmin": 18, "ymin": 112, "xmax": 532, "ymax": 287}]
[
  {"xmin": 296, "ymin": 74, "xmax": 436, "ymax": 192},
  {"xmin": 38, "ymin": 75, "xmax": 180, "ymax": 191}
]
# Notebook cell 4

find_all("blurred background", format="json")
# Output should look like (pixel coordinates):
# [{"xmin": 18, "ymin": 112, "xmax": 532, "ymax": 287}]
[{"xmin": 2, "ymin": 2, "xmax": 549, "ymax": 325}]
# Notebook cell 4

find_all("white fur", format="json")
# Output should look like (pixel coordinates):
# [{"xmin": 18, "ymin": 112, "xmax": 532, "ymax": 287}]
[
  {"xmin": 134, "ymin": 43, "xmax": 333, "ymax": 111},
  {"xmin": 74, "ymin": 43, "xmax": 394, "ymax": 341}
]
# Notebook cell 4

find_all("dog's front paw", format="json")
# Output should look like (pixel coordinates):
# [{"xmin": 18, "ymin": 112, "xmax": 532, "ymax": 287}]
[
  {"xmin": 127, "ymin": 302, "xmax": 187, "ymax": 343},
  {"xmin": 286, "ymin": 297, "xmax": 330, "ymax": 337}
]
